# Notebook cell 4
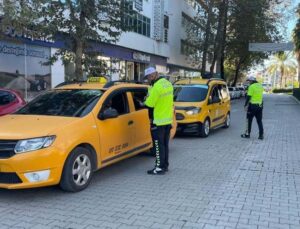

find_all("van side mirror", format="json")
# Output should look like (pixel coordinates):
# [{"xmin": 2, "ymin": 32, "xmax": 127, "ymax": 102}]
[{"xmin": 98, "ymin": 108, "xmax": 119, "ymax": 120}]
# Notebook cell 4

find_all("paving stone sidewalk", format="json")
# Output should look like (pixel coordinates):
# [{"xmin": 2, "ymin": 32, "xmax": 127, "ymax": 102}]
[{"xmin": 0, "ymin": 94, "xmax": 300, "ymax": 229}]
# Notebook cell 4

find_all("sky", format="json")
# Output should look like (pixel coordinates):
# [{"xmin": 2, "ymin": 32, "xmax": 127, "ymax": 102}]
[{"xmin": 287, "ymin": 0, "xmax": 298, "ymax": 40}]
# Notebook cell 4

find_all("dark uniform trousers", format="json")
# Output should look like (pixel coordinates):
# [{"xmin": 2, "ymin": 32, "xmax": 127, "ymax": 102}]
[
  {"xmin": 246, "ymin": 104, "xmax": 264, "ymax": 136},
  {"xmin": 151, "ymin": 125, "xmax": 171, "ymax": 170}
]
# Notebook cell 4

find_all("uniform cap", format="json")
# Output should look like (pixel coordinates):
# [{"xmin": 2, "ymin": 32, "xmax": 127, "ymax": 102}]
[
  {"xmin": 247, "ymin": 76, "xmax": 256, "ymax": 81},
  {"xmin": 144, "ymin": 67, "xmax": 157, "ymax": 77}
]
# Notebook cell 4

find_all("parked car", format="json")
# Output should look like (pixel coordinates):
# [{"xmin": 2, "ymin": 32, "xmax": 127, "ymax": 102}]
[
  {"xmin": 233, "ymin": 87, "xmax": 241, "ymax": 99},
  {"xmin": 174, "ymin": 78, "xmax": 231, "ymax": 137},
  {"xmin": 0, "ymin": 81, "xmax": 176, "ymax": 192},
  {"xmin": 228, "ymin": 87, "xmax": 236, "ymax": 99},
  {"xmin": 238, "ymin": 87, "xmax": 246, "ymax": 97},
  {"xmin": 0, "ymin": 89, "xmax": 26, "ymax": 116}
]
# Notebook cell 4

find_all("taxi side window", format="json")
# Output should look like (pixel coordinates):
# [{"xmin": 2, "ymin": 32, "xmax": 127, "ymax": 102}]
[
  {"xmin": 131, "ymin": 89, "xmax": 147, "ymax": 111},
  {"xmin": 103, "ymin": 92, "xmax": 129, "ymax": 115},
  {"xmin": 209, "ymin": 86, "xmax": 221, "ymax": 103},
  {"xmin": 220, "ymin": 85, "xmax": 229, "ymax": 99}
]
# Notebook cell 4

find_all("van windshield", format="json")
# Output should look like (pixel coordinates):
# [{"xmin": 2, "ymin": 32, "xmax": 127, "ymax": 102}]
[{"xmin": 174, "ymin": 85, "xmax": 208, "ymax": 102}]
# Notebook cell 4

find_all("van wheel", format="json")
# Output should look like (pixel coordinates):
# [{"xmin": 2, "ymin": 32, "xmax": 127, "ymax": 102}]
[
  {"xmin": 60, "ymin": 147, "xmax": 93, "ymax": 192},
  {"xmin": 223, "ymin": 113, "xmax": 230, "ymax": 128},
  {"xmin": 198, "ymin": 119, "xmax": 210, "ymax": 138}
]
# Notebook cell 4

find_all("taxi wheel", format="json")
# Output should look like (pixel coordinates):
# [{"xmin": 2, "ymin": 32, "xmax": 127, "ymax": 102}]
[
  {"xmin": 223, "ymin": 113, "xmax": 231, "ymax": 128},
  {"xmin": 60, "ymin": 147, "xmax": 94, "ymax": 192},
  {"xmin": 198, "ymin": 119, "xmax": 210, "ymax": 138}
]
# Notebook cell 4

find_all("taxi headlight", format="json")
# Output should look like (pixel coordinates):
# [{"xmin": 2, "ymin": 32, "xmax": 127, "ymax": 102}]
[
  {"xmin": 186, "ymin": 108, "xmax": 201, "ymax": 115},
  {"xmin": 14, "ymin": 136, "xmax": 56, "ymax": 154}
]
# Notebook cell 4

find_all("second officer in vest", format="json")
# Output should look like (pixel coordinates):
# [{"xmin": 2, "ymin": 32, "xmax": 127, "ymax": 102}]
[
  {"xmin": 144, "ymin": 67, "xmax": 174, "ymax": 175},
  {"xmin": 241, "ymin": 76, "xmax": 264, "ymax": 140}
]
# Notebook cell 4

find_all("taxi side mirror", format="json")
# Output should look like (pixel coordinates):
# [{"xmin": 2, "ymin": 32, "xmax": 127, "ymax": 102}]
[{"xmin": 98, "ymin": 108, "xmax": 119, "ymax": 120}]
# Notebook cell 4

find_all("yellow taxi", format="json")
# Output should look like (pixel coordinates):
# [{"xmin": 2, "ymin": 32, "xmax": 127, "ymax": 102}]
[
  {"xmin": 0, "ymin": 81, "xmax": 176, "ymax": 192},
  {"xmin": 174, "ymin": 78, "xmax": 231, "ymax": 137}
]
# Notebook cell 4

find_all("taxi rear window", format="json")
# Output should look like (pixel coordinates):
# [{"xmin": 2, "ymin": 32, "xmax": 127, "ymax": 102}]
[
  {"xmin": 174, "ymin": 85, "xmax": 208, "ymax": 102},
  {"xmin": 16, "ymin": 89, "xmax": 103, "ymax": 117}
]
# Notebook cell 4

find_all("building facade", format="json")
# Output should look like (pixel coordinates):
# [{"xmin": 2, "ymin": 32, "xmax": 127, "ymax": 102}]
[{"xmin": 0, "ymin": 0, "xmax": 207, "ymax": 101}]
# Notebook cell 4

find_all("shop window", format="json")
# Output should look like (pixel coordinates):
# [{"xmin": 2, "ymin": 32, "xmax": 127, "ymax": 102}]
[{"xmin": 0, "ymin": 40, "xmax": 51, "ymax": 102}]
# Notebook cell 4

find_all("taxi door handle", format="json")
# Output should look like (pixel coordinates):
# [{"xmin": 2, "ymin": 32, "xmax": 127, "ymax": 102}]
[{"xmin": 128, "ymin": 120, "xmax": 134, "ymax": 125}]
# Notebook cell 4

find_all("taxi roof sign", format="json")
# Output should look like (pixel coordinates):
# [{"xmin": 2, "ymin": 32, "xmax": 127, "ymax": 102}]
[{"xmin": 87, "ymin": 76, "xmax": 107, "ymax": 83}]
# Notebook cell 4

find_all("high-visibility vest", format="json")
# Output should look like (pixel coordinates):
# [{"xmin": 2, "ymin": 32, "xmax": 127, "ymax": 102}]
[{"xmin": 145, "ymin": 78, "xmax": 174, "ymax": 126}]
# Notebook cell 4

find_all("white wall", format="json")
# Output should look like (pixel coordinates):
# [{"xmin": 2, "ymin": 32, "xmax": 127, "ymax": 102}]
[
  {"xmin": 50, "ymin": 48, "xmax": 65, "ymax": 87},
  {"xmin": 117, "ymin": 0, "xmax": 169, "ymax": 57},
  {"xmin": 166, "ymin": 0, "xmax": 202, "ymax": 69},
  {"xmin": 118, "ymin": 32, "xmax": 169, "ymax": 57}
]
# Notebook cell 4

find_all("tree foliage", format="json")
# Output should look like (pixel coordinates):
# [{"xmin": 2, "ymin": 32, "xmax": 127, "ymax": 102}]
[
  {"xmin": 226, "ymin": 0, "xmax": 281, "ymax": 86},
  {"xmin": 185, "ymin": 0, "xmax": 285, "ymax": 84},
  {"xmin": 1, "ymin": 0, "xmax": 127, "ymax": 80},
  {"xmin": 267, "ymin": 52, "xmax": 297, "ymax": 88},
  {"xmin": 293, "ymin": 3, "xmax": 300, "ymax": 84}
]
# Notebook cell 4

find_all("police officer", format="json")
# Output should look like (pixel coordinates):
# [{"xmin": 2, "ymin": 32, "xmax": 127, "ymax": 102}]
[
  {"xmin": 144, "ymin": 67, "xmax": 174, "ymax": 175},
  {"xmin": 241, "ymin": 76, "xmax": 264, "ymax": 140}
]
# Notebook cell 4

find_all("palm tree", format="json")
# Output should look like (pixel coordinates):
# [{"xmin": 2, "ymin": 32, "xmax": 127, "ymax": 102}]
[
  {"xmin": 267, "ymin": 52, "xmax": 297, "ymax": 88},
  {"xmin": 293, "ymin": 3, "xmax": 300, "ymax": 86}
]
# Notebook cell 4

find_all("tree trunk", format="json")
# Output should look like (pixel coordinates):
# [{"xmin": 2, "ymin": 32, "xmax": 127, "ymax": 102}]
[
  {"xmin": 75, "ymin": 39, "xmax": 83, "ymax": 81},
  {"xmin": 74, "ymin": 8, "xmax": 86, "ymax": 81},
  {"xmin": 210, "ymin": 0, "xmax": 225, "ymax": 76},
  {"xmin": 280, "ymin": 67, "xmax": 284, "ymax": 89},
  {"xmin": 298, "ymin": 57, "xmax": 300, "ymax": 87},
  {"xmin": 201, "ymin": 0, "xmax": 214, "ymax": 77},
  {"xmin": 233, "ymin": 61, "xmax": 241, "ymax": 86},
  {"xmin": 220, "ymin": 0, "xmax": 228, "ymax": 80}
]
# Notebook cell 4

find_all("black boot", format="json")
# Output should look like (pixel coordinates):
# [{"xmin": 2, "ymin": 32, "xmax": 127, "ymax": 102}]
[
  {"xmin": 258, "ymin": 135, "xmax": 264, "ymax": 140},
  {"xmin": 147, "ymin": 167, "xmax": 165, "ymax": 175},
  {"xmin": 241, "ymin": 134, "xmax": 250, "ymax": 138}
]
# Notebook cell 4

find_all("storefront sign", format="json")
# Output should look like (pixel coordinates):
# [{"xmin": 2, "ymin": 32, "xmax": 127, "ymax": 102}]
[
  {"xmin": 134, "ymin": 0, "xmax": 143, "ymax": 11},
  {"xmin": 0, "ymin": 42, "xmax": 49, "ymax": 58},
  {"xmin": 1, "ymin": 24, "xmax": 54, "ymax": 44},
  {"xmin": 133, "ymin": 52, "xmax": 150, "ymax": 62},
  {"xmin": 153, "ymin": 0, "xmax": 163, "ymax": 41}
]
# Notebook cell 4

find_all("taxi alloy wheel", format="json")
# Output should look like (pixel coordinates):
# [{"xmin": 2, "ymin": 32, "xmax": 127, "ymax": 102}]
[
  {"xmin": 199, "ymin": 119, "xmax": 210, "ymax": 138},
  {"xmin": 72, "ymin": 154, "xmax": 92, "ymax": 186},
  {"xmin": 223, "ymin": 113, "xmax": 230, "ymax": 128},
  {"xmin": 60, "ymin": 147, "xmax": 94, "ymax": 192}
]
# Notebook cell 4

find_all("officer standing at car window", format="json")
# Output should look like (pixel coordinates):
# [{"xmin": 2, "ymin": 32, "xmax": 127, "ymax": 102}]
[
  {"xmin": 241, "ymin": 76, "xmax": 264, "ymax": 140},
  {"xmin": 144, "ymin": 67, "xmax": 174, "ymax": 175}
]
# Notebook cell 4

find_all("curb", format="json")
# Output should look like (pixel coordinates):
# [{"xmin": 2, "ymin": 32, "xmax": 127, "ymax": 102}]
[{"xmin": 290, "ymin": 95, "xmax": 300, "ymax": 105}]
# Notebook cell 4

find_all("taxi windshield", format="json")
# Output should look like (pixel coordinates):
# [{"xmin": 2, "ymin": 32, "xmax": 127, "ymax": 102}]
[
  {"xmin": 174, "ymin": 85, "xmax": 208, "ymax": 102},
  {"xmin": 16, "ymin": 89, "xmax": 103, "ymax": 117}
]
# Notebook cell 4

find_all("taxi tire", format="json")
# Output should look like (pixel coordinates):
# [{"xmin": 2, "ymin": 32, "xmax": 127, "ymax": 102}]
[
  {"xmin": 223, "ymin": 113, "xmax": 230, "ymax": 128},
  {"xmin": 60, "ymin": 147, "xmax": 94, "ymax": 192},
  {"xmin": 198, "ymin": 119, "xmax": 210, "ymax": 138}
]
